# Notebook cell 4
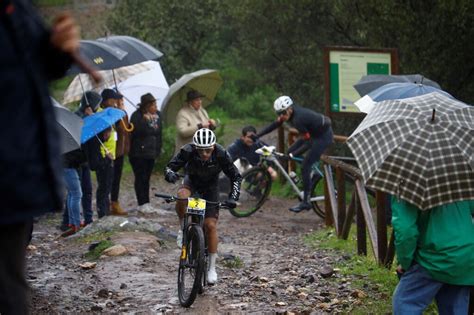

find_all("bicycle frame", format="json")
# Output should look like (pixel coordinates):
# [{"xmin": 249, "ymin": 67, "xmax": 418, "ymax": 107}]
[{"xmin": 255, "ymin": 146, "xmax": 326, "ymax": 203}]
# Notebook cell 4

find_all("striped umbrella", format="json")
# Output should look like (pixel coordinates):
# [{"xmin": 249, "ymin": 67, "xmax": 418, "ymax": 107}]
[
  {"xmin": 347, "ymin": 92, "xmax": 474, "ymax": 210},
  {"xmin": 62, "ymin": 62, "xmax": 152, "ymax": 104}
]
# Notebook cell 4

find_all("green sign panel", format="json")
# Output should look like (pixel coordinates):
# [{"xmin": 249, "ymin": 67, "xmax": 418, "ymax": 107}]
[{"xmin": 329, "ymin": 51, "xmax": 391, "ymax": 113}]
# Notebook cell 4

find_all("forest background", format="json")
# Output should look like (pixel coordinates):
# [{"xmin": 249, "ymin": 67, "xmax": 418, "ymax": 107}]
[{"xmin": 40, "ymin": 0, "xmax": 474, "ymax": 166}]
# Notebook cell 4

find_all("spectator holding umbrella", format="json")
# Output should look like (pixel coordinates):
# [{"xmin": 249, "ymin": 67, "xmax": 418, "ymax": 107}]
[
  {"xmin": 110, "ymin": 91, "xmax": 132, "ymax": 216},
  {"xmin": 58, "ymin": 91, "xmax": 103, "ymax": 230},
  {"xmin": 93, "ymin": 88, "xmax": 121, "ymax": 217},
  {"xmin": 175, "ymin": 89, "xmax": 216, "ymax": 152},
  {"xmin": 129, "ymin": 93, "xmax": 162, "ymax": 212},
  {"xmin": 81, "ymin": 108, "xmax": 126, "ymax": 219},
  {"xmin": 391, "ymin": 199, "xmax": 474, "ymax": 314}
]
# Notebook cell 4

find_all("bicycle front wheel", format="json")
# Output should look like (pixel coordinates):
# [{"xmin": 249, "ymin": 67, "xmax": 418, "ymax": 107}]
[
  {"xmin": 229, "ymin": 166, "xmax": 272, "ymax": 217},
  {"xmin": 178, "ymin": 224, "xmax": 205, "ymax": 307}
]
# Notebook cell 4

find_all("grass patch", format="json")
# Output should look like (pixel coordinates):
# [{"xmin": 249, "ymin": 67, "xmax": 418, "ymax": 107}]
[
  {"xmin": 222, "ymin": 256, "xmax": 244, "ymax": 269},
  {"xmin": 304, "ymin": 227, "xmax": 397, "ymax": 314},
  {"xmin": 84, "ymin": 239, "xmax": 114, "ymax": 261},
  {"xmin": 73, "ymin": 230, "xmax": 115, "ymax": 244}
]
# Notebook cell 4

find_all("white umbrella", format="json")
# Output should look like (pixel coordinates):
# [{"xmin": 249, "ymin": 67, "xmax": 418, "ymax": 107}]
[{"xmin": 115, "ymin": 61, "xmax": 169, "ymax": 118}]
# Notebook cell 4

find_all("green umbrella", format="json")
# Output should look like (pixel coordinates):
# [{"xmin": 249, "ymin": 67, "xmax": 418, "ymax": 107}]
[{"xmin": 161, "ymin": 69, "xmax": 223, "ymax": 125}]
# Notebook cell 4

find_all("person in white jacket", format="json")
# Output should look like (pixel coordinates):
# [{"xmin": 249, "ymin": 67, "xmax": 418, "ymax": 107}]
[{"xmin": 175, "ymin": 90, "xmax": 216, "ymax": 153}]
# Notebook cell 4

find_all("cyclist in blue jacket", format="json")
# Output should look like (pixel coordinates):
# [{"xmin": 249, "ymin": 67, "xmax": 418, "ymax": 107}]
[{"xmin": 256, "ymin": 96, "xmax": 333, "ymax": 212}]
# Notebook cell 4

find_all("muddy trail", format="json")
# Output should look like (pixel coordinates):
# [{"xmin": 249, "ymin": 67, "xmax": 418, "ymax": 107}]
[{"xmin": 28, "ymin": 174, "xmax": 371, "ymax": 314}]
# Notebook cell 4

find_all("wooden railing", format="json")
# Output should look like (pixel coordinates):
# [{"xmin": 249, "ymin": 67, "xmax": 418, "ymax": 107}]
[
  {"xmin": 320, "ymin": 154, "xmax": 395, "ymax": 267},
  {"xmin": 285, "ymin": 129, "xmax": 394, "ymax": 267}
]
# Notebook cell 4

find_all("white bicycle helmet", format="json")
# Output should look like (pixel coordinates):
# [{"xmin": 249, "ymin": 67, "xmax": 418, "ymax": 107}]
[
  {"xmin": 273, "ymin": 95, "xmax": 293, "ymax": 112},
  {"xmin": 193, "ymin": 128, "xmax": 216, "ymax": 148}
]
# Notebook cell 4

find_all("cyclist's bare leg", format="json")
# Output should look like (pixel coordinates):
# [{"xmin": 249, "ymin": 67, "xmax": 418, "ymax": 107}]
[
  {"xmin": 267, "ymin": 166, "xmax": 278, "ymax": 180},
  {"xmin": 176, "ymin": 187, "xmax": 191, "ymax": 221},
  {"xmin": 204, "ymin": 217, "xmax": 218, "ymax": 253}
]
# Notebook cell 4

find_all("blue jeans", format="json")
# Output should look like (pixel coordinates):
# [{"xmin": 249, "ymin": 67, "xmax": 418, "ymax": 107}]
[
  {"xmin": 63, "ymin": 168, "xmax": 82, "ymax": 227},
  {"xmin": 393, "ymin": 264, "xmax": 470, "ymax": 315}
]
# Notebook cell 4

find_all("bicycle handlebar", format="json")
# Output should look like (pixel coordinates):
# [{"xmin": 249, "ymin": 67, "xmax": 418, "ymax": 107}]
[{"xmin": 154, "ymin": 193, "xmax": 235, "ymax": 208}]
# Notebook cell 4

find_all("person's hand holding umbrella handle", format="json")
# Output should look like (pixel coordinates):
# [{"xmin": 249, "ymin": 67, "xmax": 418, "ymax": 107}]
[{"xmin": 50, "ymin": 13, "xmax": 102, "ymax": 84}]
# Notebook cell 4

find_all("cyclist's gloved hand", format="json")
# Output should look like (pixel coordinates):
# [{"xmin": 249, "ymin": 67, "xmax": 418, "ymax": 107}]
[
  {"xmin": 165, "ymin": 168, "xmax": 179, "ymax": 184},
  {"xmin": 249, "ymin": 134, "xmax": 259, "ymax": 142},
  {"xmin": 223, "ymin": 199, "xmax": 237, "ymax": 209}
]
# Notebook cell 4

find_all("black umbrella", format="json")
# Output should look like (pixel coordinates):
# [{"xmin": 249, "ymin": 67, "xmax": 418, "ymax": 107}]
[
  {"xmin": 353, "ymin": 74, "xmax": 441, "ymax": 97},
  {"xmin": 51, "ymin": 98, "xmax": 83, "ymax": 154},
  {"xmin": 67, "ymin": 40, "xmax": 128, "ymax": 76},
  {"xmin": 97, "ymin": 35, "xmax": 163, "ymax": 66}
]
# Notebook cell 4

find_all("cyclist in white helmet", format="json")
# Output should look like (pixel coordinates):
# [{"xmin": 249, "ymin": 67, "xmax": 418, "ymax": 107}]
[
  {"xmin": 165, "ymin": 128, "xmax": 242, "ymax": 284},
  {"xmin": 255, "ymin": 95, "xmax": 333, "ymax": 212}
]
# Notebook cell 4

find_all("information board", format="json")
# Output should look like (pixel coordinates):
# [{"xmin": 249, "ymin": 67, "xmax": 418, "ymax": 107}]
[{"xmin": 324, "ymin": 47, "xmax": 398, "ymax": 116}]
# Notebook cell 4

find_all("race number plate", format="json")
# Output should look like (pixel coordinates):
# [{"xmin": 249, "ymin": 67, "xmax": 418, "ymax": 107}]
[{"xmin": 186, "ymin": 198, "xmax": 206, "ymax": 215}]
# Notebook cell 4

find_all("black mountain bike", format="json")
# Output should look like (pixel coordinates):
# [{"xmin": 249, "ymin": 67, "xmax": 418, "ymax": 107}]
[
  {"xmin": 230, "ymin": 145, "xmax": 332, "ymax": 219},
  {"xmin": 155, "ymin": 193, "xmax": 231, "ymax": 307}
]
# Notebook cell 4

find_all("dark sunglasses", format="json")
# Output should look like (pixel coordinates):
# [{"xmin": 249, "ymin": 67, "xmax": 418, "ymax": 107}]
[
  {"xmin": 196, "ymin": 147, "xmax": 213, "ymax": 154},
  {"xmin": 276, "ymin": 110, "xmax": 287, "ymax": 116}
]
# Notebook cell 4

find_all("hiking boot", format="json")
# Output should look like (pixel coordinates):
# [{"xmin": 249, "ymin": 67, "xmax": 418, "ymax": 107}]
[
  {"xmin": 207, "ymin": 268, "xmax": 218, "ymax": 284},
  {"xmin": 176, "ymin": 229, "xmax": 183, "ymax": 248},
  {"xmin": 58, "ymin": 223, "xmax": 70, "ymax": 232},
  {"xmin": 289, "ymin": 201, "xmax": 312, "ymax": 213},
  {"xmin": 60, "ymin": 225, "xmax": 79, "ymax": 237},
  {"xmin": 110, "ymin": 201, "xmax": 127, "ymax": 216}
]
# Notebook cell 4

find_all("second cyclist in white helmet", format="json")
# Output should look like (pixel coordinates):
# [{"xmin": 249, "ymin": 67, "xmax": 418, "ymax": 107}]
[
  {"xmin": 255, "ymin": 95, "xmax": 334, "ymax": 212},
  {"xmin": 165, "ymin": 128, "xmax": 242, "ymax": 285}
]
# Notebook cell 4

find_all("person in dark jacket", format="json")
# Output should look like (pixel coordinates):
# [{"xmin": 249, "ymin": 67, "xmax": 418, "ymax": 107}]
[
  {"xmin": 129, "ymin": 93, "xmax": 162, "ymax": 211},
  {"xmin": 256, "ymin": 96, "xmax": 333, "ymax": 212},
  {"xmin": 227, "ymin": 126, "xmax": 262, "ymax": 166},
  {"xmin": 165, "ymin": 128, "xmax": 242, "ymax": 285},
  {"xmin": 83, "ymin": 127, "xmax": 114, "ymax": 218},
  {"xmin": 0, "ymin": 2, "xmax": 79, "ymax": 314}
]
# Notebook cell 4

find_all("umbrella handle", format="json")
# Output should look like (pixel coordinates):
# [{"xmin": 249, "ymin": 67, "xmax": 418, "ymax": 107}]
[
  {"xmin": 121, "ymin": 119, "xmax": 134, "ymax": 132},
  {"xmin": 71, "ymin": 51, "xmax": 102, "ymax": 84}
]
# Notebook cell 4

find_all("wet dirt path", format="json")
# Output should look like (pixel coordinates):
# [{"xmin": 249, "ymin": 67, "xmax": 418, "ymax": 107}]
[{"xmin": 29, "ymin": 174, "xmax": 363, "ymax": 314}]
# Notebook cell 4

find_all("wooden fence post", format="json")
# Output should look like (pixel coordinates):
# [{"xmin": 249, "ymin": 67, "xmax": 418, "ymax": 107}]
[
  {"xmin": 323, "ymin": 164, "xmax": 334, "ymax": 227},
  {"xmin": 355, "ymin": 192, "xmax": 367, "ymax": 256},
  {"xmin": 376, "ymin": 191, "xmax": 388, "ymax": 266},
  {"xmin": 336, "ymin": 167, "xmax": 346, "ymax": 237}
]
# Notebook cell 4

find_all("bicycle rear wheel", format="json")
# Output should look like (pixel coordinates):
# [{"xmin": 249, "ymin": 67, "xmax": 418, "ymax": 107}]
[
  {"xmin": 229, "ymin": 166, "xmax": 272, "ymax": 217},
  {"xmin": 178, "ymin": 224, "xmax": 205, "ymax": 307}
]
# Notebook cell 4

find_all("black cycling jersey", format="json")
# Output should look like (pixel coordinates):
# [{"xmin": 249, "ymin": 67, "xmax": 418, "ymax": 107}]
[
  {"xmin": 257, "ymin": 104, "xmax": 330, "ymax": 139},
  {"xmin": 167, "ymin": 143, "xmax": 242, "ymax": 200},
  {"xmin": 257, "ymin": 104, "xmax": 332, "ymax": 156}
]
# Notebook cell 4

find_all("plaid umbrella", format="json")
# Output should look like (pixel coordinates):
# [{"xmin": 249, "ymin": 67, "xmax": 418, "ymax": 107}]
[
  {"xmin": 347, "ymin": 92, "xmax": 474, "ymax": 210},
  {"xmin": 63, "ymin": 62, "xmax": 152, "ymax": 104}
]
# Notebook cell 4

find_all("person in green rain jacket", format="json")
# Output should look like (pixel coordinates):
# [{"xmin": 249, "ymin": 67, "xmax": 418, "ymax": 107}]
[{"xmin": 391, "ymin": 198, "xmax": 474, "ymax": 315}]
